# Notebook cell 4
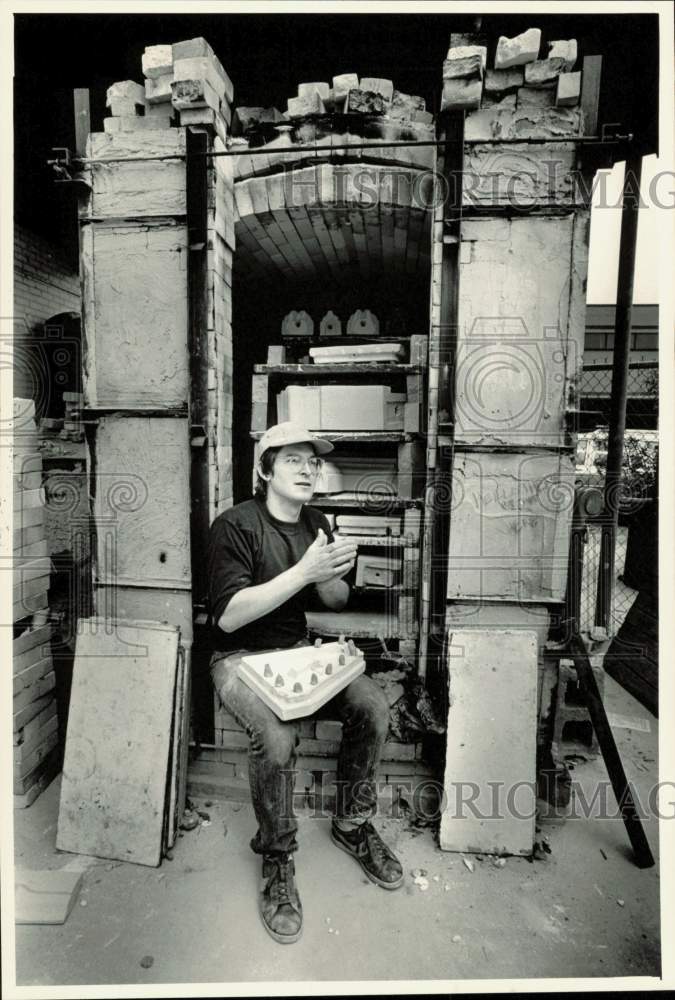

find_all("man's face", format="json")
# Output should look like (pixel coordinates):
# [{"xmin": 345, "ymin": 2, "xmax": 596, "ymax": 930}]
[{"xmin": 265, "ymin": 443, "xmax": 322, "ymax": 504}]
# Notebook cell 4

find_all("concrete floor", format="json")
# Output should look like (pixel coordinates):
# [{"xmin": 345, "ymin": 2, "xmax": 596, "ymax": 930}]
[{"xmin": 12, "ymin": 674, "xmax": 662, "ymax": 989}]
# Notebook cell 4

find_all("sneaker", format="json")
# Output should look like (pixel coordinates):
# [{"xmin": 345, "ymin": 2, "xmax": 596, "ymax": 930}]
[
  {"xmin": 331, "ymin": 820, "xmax": 404, "ymax": 890},
  {"xmin": 259, "ymin": 853, "xmax": 303, "ymax": 944}
]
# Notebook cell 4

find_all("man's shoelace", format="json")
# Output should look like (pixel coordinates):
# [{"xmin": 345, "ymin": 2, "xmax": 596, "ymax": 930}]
[
  {"xmin": 364, "ymin": 825, "xmax": 390, "ymax": 863},
  {"xmin": 268, "ymin": 860, "xmax": 294, "ymax": 904}
]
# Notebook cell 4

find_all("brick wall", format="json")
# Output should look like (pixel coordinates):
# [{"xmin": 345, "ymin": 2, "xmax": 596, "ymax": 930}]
[{"xmin": 13, "ymin": 224, "xmax": 80, "ymax": 400}]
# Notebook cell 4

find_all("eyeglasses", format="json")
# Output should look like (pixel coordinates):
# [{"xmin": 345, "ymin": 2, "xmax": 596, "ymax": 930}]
[{"xmin": 282, "ymin": 454, "xmax": 323, "ymax": 474}]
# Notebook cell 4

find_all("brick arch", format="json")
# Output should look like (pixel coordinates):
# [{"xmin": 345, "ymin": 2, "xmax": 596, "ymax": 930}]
[{"xmin": 234, "ymin": 161, "xmax": 433, "ymax": 283}]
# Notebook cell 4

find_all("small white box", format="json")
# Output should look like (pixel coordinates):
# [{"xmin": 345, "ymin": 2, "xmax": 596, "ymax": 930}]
[
  {"xmin": 276, "ymin": 386, "xmax": 321, "ymax": 426},
  {"xmin": 320, "ymin": 385, "xmax": 386, "ymax": 430},
  {"xmin": 355, "ymin": 555, "xmax": 399, "ymax": 588}
]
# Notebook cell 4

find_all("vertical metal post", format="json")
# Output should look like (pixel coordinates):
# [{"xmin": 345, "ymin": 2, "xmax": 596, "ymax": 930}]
[{"xmin": 595, "ymin": 154, "xmax": 643, "ymax": 629}]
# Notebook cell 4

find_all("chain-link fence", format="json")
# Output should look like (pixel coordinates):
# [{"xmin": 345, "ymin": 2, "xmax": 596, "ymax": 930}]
[
  {"xmin": 581, "ymin": 361, "xmax": 658, "ymax": 401},
  {"xmin": 575, "ymin": 360, "xmax": 658, "ymax": 638},
  {"xmin": 578, "ymin": 525, "xmax": 634, "ymax": 634}
]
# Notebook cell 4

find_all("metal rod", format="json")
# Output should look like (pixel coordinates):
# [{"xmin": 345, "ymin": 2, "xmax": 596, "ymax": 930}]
[
  {"xmin": 75, "ymin": 133, "xmax": 633, "ymax": 167},
  {"xmin": 569, "ymin": 634, "xmax": 655, "ymax": 869},
  {"xmin": 595, "ymin": 153, "xmax": 643, "ymax": 630}
]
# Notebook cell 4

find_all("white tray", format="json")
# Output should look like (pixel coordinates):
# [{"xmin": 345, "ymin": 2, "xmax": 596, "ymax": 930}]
[{"xmin": 237, "ymin": 641, "xmax": 365, "ymax": 721}]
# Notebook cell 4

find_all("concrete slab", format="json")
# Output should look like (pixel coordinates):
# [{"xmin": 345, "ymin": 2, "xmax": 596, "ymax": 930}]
[
  {"xmin": 440, "ymin": 630, "xmax": 538, "ymax": 855},
  {"xmin": 57, "ymin": 620, "xmax": 180, "ymax": 867}
]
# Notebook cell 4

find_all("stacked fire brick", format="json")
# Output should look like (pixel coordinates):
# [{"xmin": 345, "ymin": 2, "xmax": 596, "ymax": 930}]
[
  {"xmin": 231, "ymin": 75, "xmax": 436, "ymax": 174},
  {"xmin": 103, "ymin": 37, "xmax": 233, "ymax": 144},
  {"xmin": 13, "ymin": 398, "xmax": 59, "ymax": 808},
  {"xmin": 442, "ymin": 28, "xmax": 580, "ymax": 113}
]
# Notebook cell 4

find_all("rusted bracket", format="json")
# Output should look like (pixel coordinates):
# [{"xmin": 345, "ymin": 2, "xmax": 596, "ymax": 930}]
[{"xmin": 47, "ymin": 147, "xmax": 91, "ymax": 191}]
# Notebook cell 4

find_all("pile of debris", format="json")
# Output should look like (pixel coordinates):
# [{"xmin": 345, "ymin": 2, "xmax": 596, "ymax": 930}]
[
  {"xmin": 233, "ymin": 74, "xmax": 432, "ymax": 135},
  {"xmin": 442, "ymin": 28, "xmax": 580, "ymax": 113},
  {"xmin": 103, "ymin": 37, "xmax": 233, "ymax": 141},
  {"xmin": 230, "ymin": 74, "xmax": 436, "ymax": 174}
]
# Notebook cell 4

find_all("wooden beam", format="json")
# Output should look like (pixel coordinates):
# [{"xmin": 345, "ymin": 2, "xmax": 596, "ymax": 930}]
[
  {"xmin": 73, "ymin": 88, "xmax": 90, "ymax": 158},
  {"xmin": 580, "ymin": 55, "xmax": 602, "ymax": 137}
]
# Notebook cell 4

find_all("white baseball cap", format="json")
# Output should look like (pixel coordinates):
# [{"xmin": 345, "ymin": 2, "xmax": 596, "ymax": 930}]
[{"xmin": 258, "ymin": 421, "xmax": 334, "ymax": 456}]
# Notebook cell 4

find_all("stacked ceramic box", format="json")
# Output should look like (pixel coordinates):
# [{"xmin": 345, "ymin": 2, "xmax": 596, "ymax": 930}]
[
  {"xmin": 13, "ymin": 398, "xmax": 58, "ymax": 807},
  {"xmin": 231, "ymin": 74, "xmax": 436, "ymax": 177},
  {"xmin": 442, "ymin": 28, "xmax": 580, "ymax": 113},
  {"xmin": 103, "ymin": 37, "xmax": 234, "ymax": 143}
]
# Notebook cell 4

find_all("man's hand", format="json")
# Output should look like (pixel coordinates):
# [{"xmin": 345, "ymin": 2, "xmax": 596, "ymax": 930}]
[{"xmin": 297, "ymin": 529, "xmax": 357, "ymax": 585}]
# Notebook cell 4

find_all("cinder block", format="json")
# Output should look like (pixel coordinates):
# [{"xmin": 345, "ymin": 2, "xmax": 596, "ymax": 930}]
[
  {"xmin": 174, "ymin": 56, "xmax": 227, "ymax": 100},
  {"xmin": 108, "ymin": 98, "xmax": 144, "ymax": 117},
  {"xmin": 332, "ymin": 73, "xmax": 359, "ymax": 102},
  {"xmin": 547, "ymin": 39, "xmax": 577, "ymax": 70},
  {"xmin": 494, "ymin": 28, "xmax": 541, "ymax": 69},
  {"xmin": 315, "ymin": 720, "xmax": 344, "ymax": 742},
  {"xmin": 142, "ymin": 44, "xmax": 173, "ymax": 79},
  {"xmin": 443, "ymin": 48, "xmax": 486, "ymax": 79},
  {"xmin": 391, "ymin": 90, "xmax": 425, "ymax": 115},
  {"xmin": 556, "ymin": 71, "xmax": 581, "ymax": 107},
  {"xmin": 441, "ymin": 76, "xmax": 483, "ymax": 111},
  {"xmin": 298, "ymin": 81, "xmax": 330, "ymax": 101},
  {"xmin": 524, "ymin": 58, "xmax": 567, "ymax": 88},
  {"xmin": 145, "ymin": 101, "xmax": 174, "ymax": 119},
  {"xmin": 484, "ymin": 68, "xmax": 524, "ymax": 93},
  {"xmin": 517, "ymin": 86, "xmax": 555, "ymax": 109},
  {"xmin": 552, "ymin": 658, "xmax": 604, "ymax": 756},
  {"xmin": 287, "ymin": 93, "xmax": 325, "ymax": 117},
  {"xmin": 145, "ymin": 73, "xmax": 173, "ymax": 104},
  {"xmin": 171, "ymin": 77, "xmax": 221, "ymax": 112},
  {"xmin": 106, "ymin": 80, "xmax": 146, "ymax": 106},
  {"xmin": 172, "ymin": 37, "xmax": 233, "ymax": 104},
  {"xmin": 179, "ymin": 108, "xmax": 217, "ymax": 128},
  {"xmin": 104, "ymin": 115, "xmax": 172, "ymax": 133},
  {"xmin": 359, "ymin": 77, "xmax": 394, "ymax": 101}
]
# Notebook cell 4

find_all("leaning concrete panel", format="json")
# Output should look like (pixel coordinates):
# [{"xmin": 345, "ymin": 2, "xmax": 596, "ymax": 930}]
[
  {"xmin": 91, "ymin": 416, "xmax": 191, "ymax": 589},
  {"xmin": 440, "ymin": 629, "xmax": 537, "ymax": 856},
  {"xmin": 57, "ymin": 618, "xmax": 180, "ymax": 867},
  {"xmin": 82, "ymin": 224, "xmax": 189, "ymax": 409},
  {"xmin": 455, "ymin": 215, "xmax": 588, "ymax": 447},
  {"xmin": 446, "ymin": 451, "xmax": 575, "ymax": 601}
]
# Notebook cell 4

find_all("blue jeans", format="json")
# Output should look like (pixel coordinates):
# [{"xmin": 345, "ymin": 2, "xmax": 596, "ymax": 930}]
[{"xmin": 210, "ymin": 643, "xmax": 390, "ymax": 857}]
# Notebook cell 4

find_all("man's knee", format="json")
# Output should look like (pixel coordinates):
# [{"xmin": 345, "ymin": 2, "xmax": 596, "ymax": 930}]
[
  {"xmin": 347, "ymin": 677, "xmax": 391, "ymax": 739},
  {"xmin": 258, "ymin": 721, "xmax": 298, "ymax": 769}
]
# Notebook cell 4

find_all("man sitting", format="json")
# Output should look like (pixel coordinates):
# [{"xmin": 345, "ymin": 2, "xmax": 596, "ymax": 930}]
[{"xmin": 208, "ymin": 422, "xmax": 404, "ymax": 945}]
